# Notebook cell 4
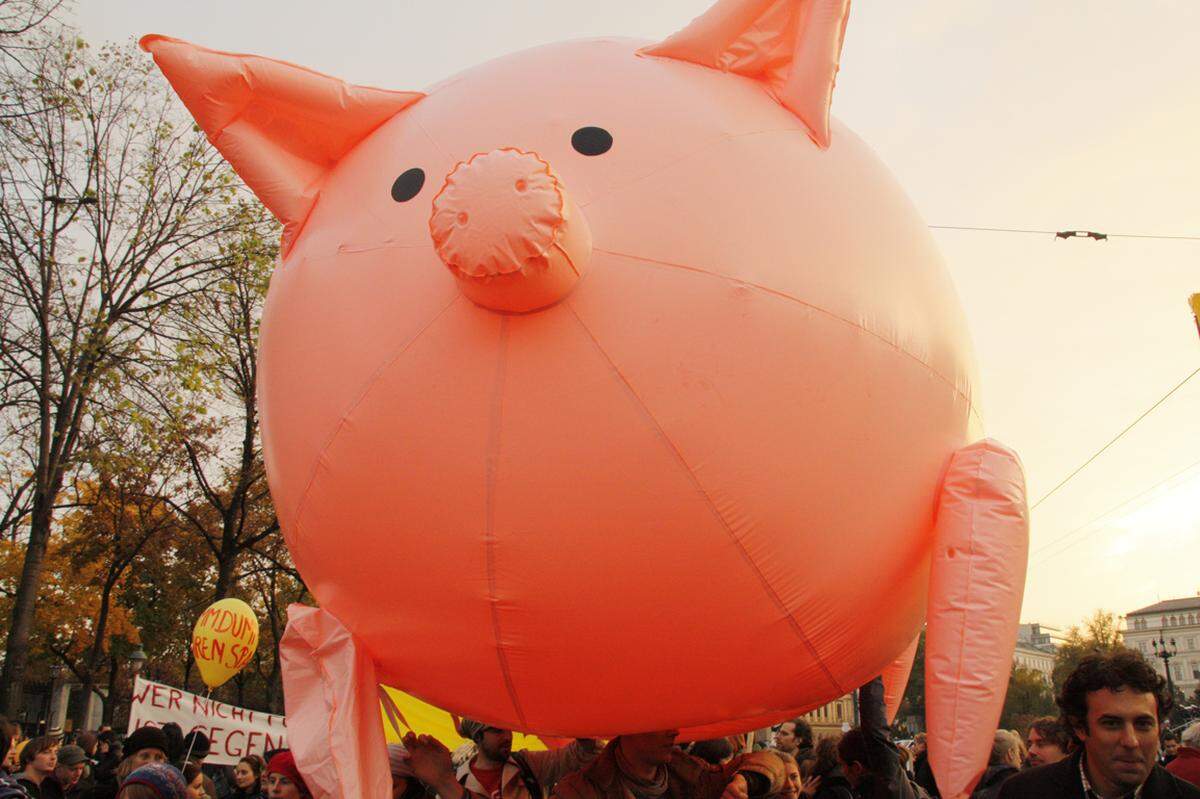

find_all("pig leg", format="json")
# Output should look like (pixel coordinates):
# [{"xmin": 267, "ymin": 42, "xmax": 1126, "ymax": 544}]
[
  {"xmin": 924, "ymin": 439, "xmax": 1029, "ymax": 799},
  {"xmin": 880, "ymin": 633, "xmax": 921, "ymax": 726},
  {"xmin": 279, "ymin": 605, "xmax": 390, "ymax": 799}
]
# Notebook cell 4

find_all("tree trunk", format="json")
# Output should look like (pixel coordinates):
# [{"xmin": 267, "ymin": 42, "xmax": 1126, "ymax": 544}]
[
  {"xmin": 73, "ymin": 579, "xmax": 116, "ymax": 729},
  {"xmin": 184, "ymin": 649, "xmax": 195, "ymax": 692},
  {"xmin": 214, "ymin": 549, "xmax": 237, "ymax": 601},
  {"xmin": 102, "ymin": 652, "xmax": 119, "ymax": 726},
  {"xmin": 0, "ymin": 493, "xmax": 55, "ymax": 715},
  {"xmin": 269, "ymin": 660, "xmax": 283, "ymax": 715}
]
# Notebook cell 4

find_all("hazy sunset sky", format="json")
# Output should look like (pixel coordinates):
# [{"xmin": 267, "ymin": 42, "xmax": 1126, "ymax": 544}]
[{"xmin": 77, "ymin": 0, "xmax": 1200, "ymax": 631}]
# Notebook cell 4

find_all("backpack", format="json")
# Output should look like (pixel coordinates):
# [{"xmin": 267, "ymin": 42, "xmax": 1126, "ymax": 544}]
[{"xmin": 511, "ymin": 751, "xmax": 544, "ymax": 799}]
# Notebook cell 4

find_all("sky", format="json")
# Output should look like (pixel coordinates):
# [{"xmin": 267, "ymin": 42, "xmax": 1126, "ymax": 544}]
[{"xmin": 76, "ymin": 0, "xmax": 1200, "ymax": 631}]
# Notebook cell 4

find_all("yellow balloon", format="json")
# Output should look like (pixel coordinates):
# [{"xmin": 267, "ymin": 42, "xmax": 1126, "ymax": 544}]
[{"xmin": 191, "ymin": 598, "xmax": 259, "ymax": 690}]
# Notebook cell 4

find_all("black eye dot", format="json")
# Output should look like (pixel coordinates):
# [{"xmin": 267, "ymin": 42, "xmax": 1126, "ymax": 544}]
[
  {"xmin": 391, "ymin": 168, "xmax": 425, "ymax": 202},
  {"xmin": 571, "ymin": 126, "xmax": 613, "ymax": 156}
]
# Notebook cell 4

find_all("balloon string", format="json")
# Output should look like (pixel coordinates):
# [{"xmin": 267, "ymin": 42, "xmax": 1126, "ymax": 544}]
[{"xmin": 182, "ymin": 687, "xmax": 212, "ymax": 766}]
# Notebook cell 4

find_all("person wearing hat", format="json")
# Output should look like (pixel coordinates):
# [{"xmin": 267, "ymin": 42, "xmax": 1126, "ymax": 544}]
[
  {"xmin": 116, "ymin": 763, "xmax": 188, "ymax": 799},
  {"xmin": 53, "ymin": 745, "xmax": 88, "ymax": 798},
  {"xmin": 265, "ymin": 751, "xmax": 310, "ymax": 799},
  {"xmin": 447, "ymin": 720, "xmax": 598, "ymax": 799},
  {"xmin": 92, "ymin": 727, "xmax": 169, "ymax": 799},
  {"xmin": 177, "ymin": 733, "xmax": 208, "ymax": 769},
  {"xmin": 178, "ymin": 732, "xmax": 228, "ymax": 799}
]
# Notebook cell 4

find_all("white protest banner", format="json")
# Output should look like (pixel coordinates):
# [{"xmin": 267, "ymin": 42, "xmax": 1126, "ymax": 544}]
[{"xmin": 127, "ymin": 676, "xmax": 288, "ymax": 766}]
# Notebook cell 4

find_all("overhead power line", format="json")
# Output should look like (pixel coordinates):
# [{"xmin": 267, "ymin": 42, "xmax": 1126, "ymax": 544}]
[
  {"xmin": 5, "ymin": 195, "xmax": 1200, "ymax": 242},
  {"xmin": 1030, "ymin": 365, "xmax": 1200, "ymax": 511},
  {"xmin": 930, "ymin": 225, "xmax": 1200, "ymax": 241},
  {"xmin": 1030, "ymin": 456, "xmax": 1200, "ymax": 565}
]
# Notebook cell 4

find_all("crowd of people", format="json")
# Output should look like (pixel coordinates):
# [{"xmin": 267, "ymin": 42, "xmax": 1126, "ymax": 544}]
[{"xmin": 1, "ymin": 650, "xmax": 1198, "ymax": 799}]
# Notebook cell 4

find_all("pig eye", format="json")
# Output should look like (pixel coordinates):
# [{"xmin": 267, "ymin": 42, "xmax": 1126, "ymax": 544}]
[
  {"xmin": 391, "ymin": 168, "xmax": 425, "ymax": 202},
  {"xmin": 572, "ymin": 127, "xmax": 612, "ymax": 156}
]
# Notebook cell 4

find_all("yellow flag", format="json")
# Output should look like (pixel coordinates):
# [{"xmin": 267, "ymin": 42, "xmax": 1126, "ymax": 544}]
[{"xmin": 378, "ymin": 686, "xmax": 549, "ymax": 752}]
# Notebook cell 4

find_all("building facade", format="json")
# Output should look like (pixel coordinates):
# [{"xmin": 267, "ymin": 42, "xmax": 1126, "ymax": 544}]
[
  {"xmin": 1012, "ymin": 622, "xmax": 1060, "ymax": 684},
  {"xmin": 1123, "ymin": 596, "xmax": 1200, "ymax": 698},
  {"xmin": 1013, "ymin": 640, "xmax": 1056, "ymax": 683},
  {"xmin": 802, "ymin": 694, "xmax": 857, "ymax": 740}
]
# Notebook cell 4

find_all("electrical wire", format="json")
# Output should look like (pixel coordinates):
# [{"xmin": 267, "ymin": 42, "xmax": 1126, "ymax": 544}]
[
  {"xmin": 1030, "ymin": 366, "xmax": 1200, "ymax": 511},
  {"xmin": 1030, "ymin": 457, "xmax": 1200, "ymax": 565},
  {"xmin": 6, "ymin": 195, "xmax": 1200, "ymax": 242},
  {"xmin": 929, "ymin": 224, "xmax": 1200, "ymax": 241}
]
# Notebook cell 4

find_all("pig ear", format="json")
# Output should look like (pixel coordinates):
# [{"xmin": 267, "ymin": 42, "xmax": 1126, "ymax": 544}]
[
  {"xmin": 641, "ymin": 0, "xmax": 850, "ymax": 148},
  {"xmin": 140, "ymin": 35, "xmax": 424, "ymax": 253}
]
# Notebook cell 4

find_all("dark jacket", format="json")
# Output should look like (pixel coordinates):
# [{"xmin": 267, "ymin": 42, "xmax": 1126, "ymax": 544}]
[
  {"xmin": 813, "ymin": 767, "xmax": 855, "ymax": 799},
  {"xmin": 968, "ymin": 764, "xmax": 1017, "ymax": 799},
  {"xmin": 17, "ymin": 776, "xmax": 65, "ymax": 799},
  {"xmin": 997, "ymin": 751, "xmax": 1200, "ymax": 799},
  {"xmin": 912, "ymin": 752, "xmax": 938, "ymax": 798},
  {"xmin": 223, "ymin": 786, "xmax": 266, "ymax": 799},
  {"xmin": 855, "ymin": 678, "xmax": 919, "ymax": 799},
  {"xmin": 87, "ymin": 773, "xmax": 116, "ymax": 799}
]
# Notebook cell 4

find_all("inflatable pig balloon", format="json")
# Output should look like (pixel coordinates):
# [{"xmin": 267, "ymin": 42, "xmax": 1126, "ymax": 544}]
[{"xmin": 144, "ymin": 0, "xmax": 1029, "ymax": 796}]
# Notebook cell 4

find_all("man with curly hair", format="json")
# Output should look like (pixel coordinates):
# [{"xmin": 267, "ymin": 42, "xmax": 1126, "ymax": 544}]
[
  {"xmin": 998, "ymin": 649, "xmax": 1200, "ymax": 798},
  {"xmin": 1025, "ymin": 716, "xmax": 1072, "ymax": 769}
]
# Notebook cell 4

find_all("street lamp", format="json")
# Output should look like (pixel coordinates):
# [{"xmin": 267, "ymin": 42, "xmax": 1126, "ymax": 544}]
[
  {"xmin": 1152, "ymin": 630, "xmax": 1179, "ymax": 698},
  {"xmin": 128, "ymin": 647, "xmax": 147, "ymax": 677},
  {"xmin": 46, "ymin": 663, "xmax": 65, "ymax": 737}
]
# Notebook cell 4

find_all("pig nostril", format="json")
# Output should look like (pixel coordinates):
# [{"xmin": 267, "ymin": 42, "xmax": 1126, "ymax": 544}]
[{"xmin": 457, "ymin": 212, "xmax": 469, "ymax": 226}]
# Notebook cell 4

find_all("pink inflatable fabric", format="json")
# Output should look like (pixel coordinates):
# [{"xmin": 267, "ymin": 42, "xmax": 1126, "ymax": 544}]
[{"xmin": 144, "ymin": 0, "xmax": 1030, "ymax": 796}]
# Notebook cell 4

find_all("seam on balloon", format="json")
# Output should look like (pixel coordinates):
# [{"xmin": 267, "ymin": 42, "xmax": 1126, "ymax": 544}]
[
  {"xmin": 334, "ymin": 241, "xmax": 434, "ymax": 255},
  {"xmin": 578, "ymin": 128, "xmax": 809, "ymax": 211},
  {"xmin": 289, "ymin": 292, "xmax": 462, "ymax": 534},
  {"xmin": 564, "ymin": 300, "xmax": 845, "ymax": 697},
  {"xmin": 594, "ymin": 247, "xmax": 980, "ymax": 425},
  {"xmin": 484, "ymin": 316, "xmax": 529, "ymax": 729},
  {"xmin": 412, "ymin": 114, "xmax": 455, "ymax": 165}
]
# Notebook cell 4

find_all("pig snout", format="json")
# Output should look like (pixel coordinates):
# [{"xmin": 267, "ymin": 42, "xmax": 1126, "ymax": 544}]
[{"xmin": 429, "ymin": 148, "xmax": 591, "ymax": 313}]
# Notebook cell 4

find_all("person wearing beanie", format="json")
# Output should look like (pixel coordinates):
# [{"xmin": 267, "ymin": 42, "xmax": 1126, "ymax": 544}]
[
  {"xmin": 122, "ymin": 729, "xmax": 169, "ymax": 768},
  {"xmin": 265, "ymin": 752, "xmax": 310, "ymax": 799},
  {"xmin": 177, "ymin": 732, "xmax": 227, "ymax": 799},
  {"xmin": 92, "ymin": 727, "xmax": 169, "ymax": 799},
  {"xmin": 178, "ymin": 733, "xmax": 209, "ymax": 768},
  {"xmin": 159, "ymin": 726, "xmax": 184, "ymax": 769},
  {"xmin": 117, "ymin": 763, "xmax": 188, "ymax": 799},
  {"xmin": 53, "ymin": 745, "xmax": 88, "ymax": 797}
]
